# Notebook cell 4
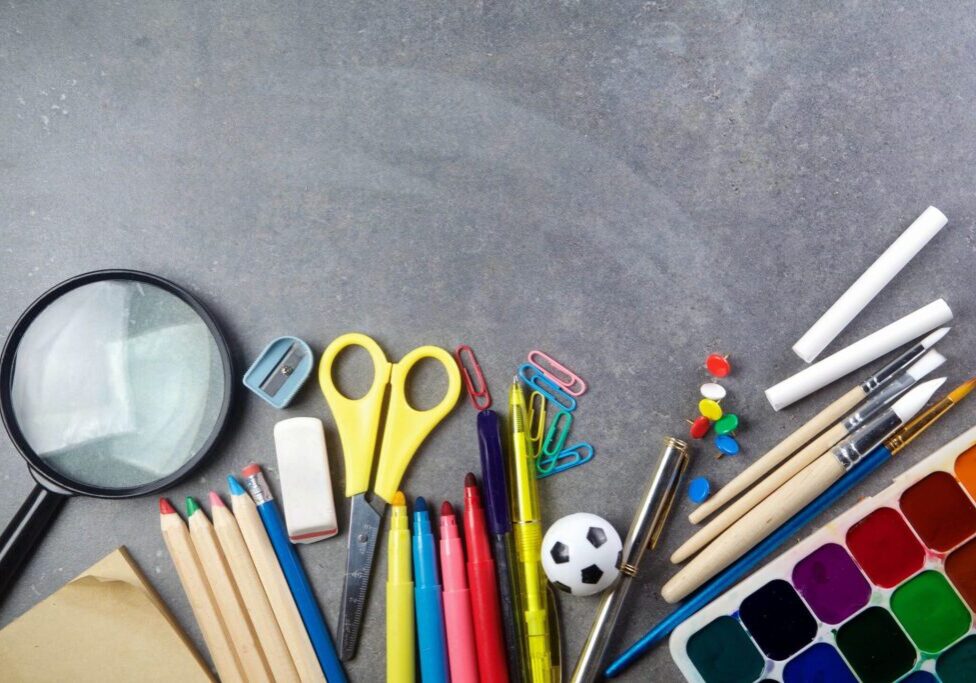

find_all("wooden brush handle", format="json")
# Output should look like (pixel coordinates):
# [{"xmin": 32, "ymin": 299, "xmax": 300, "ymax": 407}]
[
  {"xmin": 689, "ymin": 386, "xmax": 862, "ymax": 524},
  {"xmin": 673, "ymin": 421, "xmax": 848, "ymax": 564},
  {"xmin": 663, "ymin": 452, "xmax": 846, "ymax": 603}
]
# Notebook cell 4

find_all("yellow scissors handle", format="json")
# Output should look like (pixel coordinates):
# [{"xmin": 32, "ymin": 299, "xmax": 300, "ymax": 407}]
[
  {"xmin": 318, "ymin": 333, "xmax": 392, "ymax": 497},
  {"xmin": 373, "ymin": 345, "xmax": 461, "ymax": 503}
]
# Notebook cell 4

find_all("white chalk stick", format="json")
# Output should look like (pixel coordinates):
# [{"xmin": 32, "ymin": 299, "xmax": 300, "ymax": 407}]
[
  {"xmin": 793, "ymin": 207, "xmax": 948, "ymax": 363},
  {"xmin": 275, "ymin": 417, "xmax": 339, "ymax": 543},
  {"xmin": 766, "ymin": 299, "xmax": 952, "ymax": 411}
]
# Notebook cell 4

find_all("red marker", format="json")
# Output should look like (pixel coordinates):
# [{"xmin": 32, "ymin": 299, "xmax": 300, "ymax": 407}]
[{"xmin": 463, "ymin": 473, "xmax": 510, "ymax": 683}]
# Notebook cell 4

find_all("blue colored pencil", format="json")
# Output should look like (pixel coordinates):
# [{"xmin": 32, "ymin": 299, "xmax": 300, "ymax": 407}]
[
  {"xmin": 241, "ymin": 463, "xmax": 348, "ymax": 683},
  {"xmin": 604, "ymin": 445, "xmax": 891, "ymax": 678}
]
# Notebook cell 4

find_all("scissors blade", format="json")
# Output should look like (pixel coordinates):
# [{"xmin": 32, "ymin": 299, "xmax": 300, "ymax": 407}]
[{"xmin": 337, "ymin": 493, "xmax": 384, "ymax": 660}]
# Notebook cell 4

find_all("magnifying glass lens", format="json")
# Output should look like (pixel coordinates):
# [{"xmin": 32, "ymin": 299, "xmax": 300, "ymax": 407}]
[{"xmin": 9, "ymin": 279, "xmax": 227, "ymax": 489}]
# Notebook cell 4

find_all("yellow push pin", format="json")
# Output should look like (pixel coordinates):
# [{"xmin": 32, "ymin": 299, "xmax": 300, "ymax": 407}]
[{"xmin": 699, "ymin": 398, "xmax": 723, "ymax": 422}]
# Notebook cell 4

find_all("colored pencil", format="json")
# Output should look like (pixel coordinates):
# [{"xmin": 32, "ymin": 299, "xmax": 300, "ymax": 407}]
[
  {"xmin": 241, "ymin": 465, "xmax": 347, "ymax": 683},
  {"xmin": 159, "ymin": 498, "xmax": 245, "ymax": 683},
  {"xmin": 210, "ymin": 492, "xmax": 300, "ymax": 683},
  {"xmin": 228, "ymin": 476, "xmax": 326, "ymax": 683},
  {"xmin": 187, "ymin": 497, "xmax": 273, "ymax": 682}
]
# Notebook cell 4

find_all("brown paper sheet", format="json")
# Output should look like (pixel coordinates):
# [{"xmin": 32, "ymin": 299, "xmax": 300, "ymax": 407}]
[{"xmin": 0, "ymin": 546, "xmax": 214, "ymax": 682}]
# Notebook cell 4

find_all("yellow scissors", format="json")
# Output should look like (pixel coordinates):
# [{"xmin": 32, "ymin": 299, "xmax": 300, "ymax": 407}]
[{"xmin": 318, "ymin": 332, "xmax": 461, "ymax": 660}]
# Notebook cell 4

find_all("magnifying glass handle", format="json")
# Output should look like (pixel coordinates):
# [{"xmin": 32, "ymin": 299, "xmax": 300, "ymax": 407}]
[{"xmin": 0, "ymin": 484, "xmax": 68, "ymax": 603}]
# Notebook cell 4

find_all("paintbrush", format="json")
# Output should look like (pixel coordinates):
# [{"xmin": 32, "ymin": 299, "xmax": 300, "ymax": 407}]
[
  {"xmin": 605, "ymin": 375, "xmax": 976, "ymax": 678},
  {"xmin": 663, "ymin": 378, "xmax": 945, "ymax": 603}
]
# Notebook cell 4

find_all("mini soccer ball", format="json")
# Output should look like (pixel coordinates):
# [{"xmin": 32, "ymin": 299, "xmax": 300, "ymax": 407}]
[{"xmin": 541, "ymin": 512, "xmax": 622, "ymax": 596}]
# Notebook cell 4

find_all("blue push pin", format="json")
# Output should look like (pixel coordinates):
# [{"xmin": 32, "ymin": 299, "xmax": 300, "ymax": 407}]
[
  {"xmin": 688, "ymin": 477, "xmax": 711, "ymax": 504},
  {"xmin": 715, "ymin": 434, "xmax": 740, "ymax": 459}
]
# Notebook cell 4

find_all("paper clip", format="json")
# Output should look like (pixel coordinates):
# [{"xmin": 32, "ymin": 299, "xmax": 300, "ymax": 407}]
[
  {"xmin": 527, "ymin": 391, "xmax": 547, "ymax": 454},
  {"xmin": 537, "ymin": 442, "xmax": 594, "ymax": 478},
  {"xmin": 541, "ymin": 410, "xmax": 573, "ymax": 458},
  {"xmin": 518, "ymin": 363, "xmax": 577, "ymax": 412},
  {"xmin": 455, "ymin": 344, "xmax": 492, "ymax": 410},
  {"xmin": 528, "ymin": 350, "xmax": 587, "ymax": 396}
]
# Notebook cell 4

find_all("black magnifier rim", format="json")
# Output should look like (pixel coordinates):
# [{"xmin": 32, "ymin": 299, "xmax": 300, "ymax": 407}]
[{"xmin": 0, "ymin": 269, "xmax": 235, "ymax": 499}]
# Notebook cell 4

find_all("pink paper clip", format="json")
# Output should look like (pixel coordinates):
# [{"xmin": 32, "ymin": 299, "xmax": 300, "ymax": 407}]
[
  {"xmin": 455, "ymin": 344, "xmax": 492, "ymax": 410},
  {"xmin": 528, "ymin": 350, "xmax": 587, "ymax": 396}
]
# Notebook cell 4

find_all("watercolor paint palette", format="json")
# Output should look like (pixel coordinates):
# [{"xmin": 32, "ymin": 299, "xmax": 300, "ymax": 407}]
[{"xmin": 670, "ymin": 424, "xmax": 976, "ymax": 683}]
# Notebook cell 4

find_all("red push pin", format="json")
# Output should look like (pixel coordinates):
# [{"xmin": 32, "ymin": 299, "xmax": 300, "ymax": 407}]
[
  {"xmin": 686, "ymin": 415, "xmax": 712, "ymax": 440},
  {"xmin": 705, "ymin": 353, "xmax": 731, "ymax": 378}
]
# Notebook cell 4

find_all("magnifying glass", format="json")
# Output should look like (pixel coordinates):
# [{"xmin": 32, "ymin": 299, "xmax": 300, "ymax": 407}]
[{"xmin": 0, "ymin": 270, "xmax": 234, "ymax": 599}]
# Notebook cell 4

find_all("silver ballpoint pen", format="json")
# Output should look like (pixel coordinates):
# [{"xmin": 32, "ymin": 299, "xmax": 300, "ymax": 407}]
[{"xmin": 570, "ymin": 437, "xmax": 690, "ymax": 683}]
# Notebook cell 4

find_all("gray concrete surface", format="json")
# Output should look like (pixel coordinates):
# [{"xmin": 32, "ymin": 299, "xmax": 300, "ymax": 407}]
[{"xmin": 2, "ymin": 2, "xmax": 976, "ymax": 681}]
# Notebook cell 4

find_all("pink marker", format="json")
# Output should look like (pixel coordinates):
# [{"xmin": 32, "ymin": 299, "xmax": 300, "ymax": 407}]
[{"xmin": 439, "ymin": 501, "xmax": 479, "ymax": 683}]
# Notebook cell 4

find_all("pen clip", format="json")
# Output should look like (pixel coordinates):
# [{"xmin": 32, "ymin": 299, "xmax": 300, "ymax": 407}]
[{"xmin": 455, "ymin": 344, "xmax": 492, "ymax": 410}]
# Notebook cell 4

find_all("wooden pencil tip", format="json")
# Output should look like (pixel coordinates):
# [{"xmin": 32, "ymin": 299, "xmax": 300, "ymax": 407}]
[
  {"xmin": 209, "ymin": 491, "xmax": 226, "ymax": 509},
  {"xmin": 159, "ymin": 498, "xmax": 176, "ymax": 515}
]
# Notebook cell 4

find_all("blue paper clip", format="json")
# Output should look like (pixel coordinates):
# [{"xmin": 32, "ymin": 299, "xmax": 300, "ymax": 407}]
[
  {"xmin": 518, "ymin": 363, "xmax": 577, "ymax": 412},
  {"xmin": 537, "ymin": 442, "xmax": 594, "ymax": 478}
]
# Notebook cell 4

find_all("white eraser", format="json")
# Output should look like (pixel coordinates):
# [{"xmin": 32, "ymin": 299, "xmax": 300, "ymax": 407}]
[
  {"xmin": 274, "ymin": 417, "xmax": 339, "ymax": 544},
  {"xmin": 766, "ymin": 298, "xmax": 952, "ymax": 411},
  {"xmin": 793, "ymin": 207, "xmax": 948, "ymax": 363}
]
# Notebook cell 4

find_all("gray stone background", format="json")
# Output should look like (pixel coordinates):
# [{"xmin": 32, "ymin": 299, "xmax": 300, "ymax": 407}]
[{"xmin": 1, "ymin": 2, "xmax": 975, "ymax": 681}]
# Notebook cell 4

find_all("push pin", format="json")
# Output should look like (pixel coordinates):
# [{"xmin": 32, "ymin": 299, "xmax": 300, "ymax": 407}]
[
  {"xmin": 714, "ymin": 413, "xmax": 739, "ymax": 436},
  {"xmin": 714, "ymin": 434, "xmax": 741, "ymax": 459},
  {"xmin": 686, "ymin": 415, "xmax": 711, "ymax": 440},
  {"xmin": 698, "ymin": 399, "xmax": 723, "ymax": 422},
  {"xmin": 700, "ymin": 382, "xmax": 727, "ymax": 401},
  {"xmin": 688, "ymin": 477, "xmax": 711, "ymax": 503},
  {"xmin": 705, "ymin": 353, "xmax": 731, "ymax": 378}
]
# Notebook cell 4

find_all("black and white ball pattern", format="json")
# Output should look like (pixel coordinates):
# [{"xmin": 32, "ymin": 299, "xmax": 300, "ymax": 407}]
[{"xmin": 541, "ymin": 512, "xmax": 623, "ymax": 596}]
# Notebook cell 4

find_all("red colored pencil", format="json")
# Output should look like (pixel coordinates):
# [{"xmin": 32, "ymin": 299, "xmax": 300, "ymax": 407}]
[{"xmin": 463, "ymin": 473, "xmax": 510, "ymax": 683}]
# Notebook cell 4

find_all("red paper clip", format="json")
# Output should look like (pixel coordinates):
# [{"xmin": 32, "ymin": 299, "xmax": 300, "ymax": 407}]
[
  {"xmin": 528, "ymin": 350, "xmax": 587, "ymax": 396},
  {"xmin": 455, "ymin": 344, "xmax": 492, "ymax": 410}
]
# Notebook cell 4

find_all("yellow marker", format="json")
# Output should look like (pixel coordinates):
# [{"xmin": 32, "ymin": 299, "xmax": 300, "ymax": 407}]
[
  {"xmin": 387, "ymin": 491, "xmax": 414, "ymax": 683},
  {"xmin": 508, "ymin": 378, "xmax": 552, "ymax": 683}
]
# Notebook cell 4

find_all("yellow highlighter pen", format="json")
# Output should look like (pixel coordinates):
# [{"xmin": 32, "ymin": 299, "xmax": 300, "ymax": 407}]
[
  {"xmin": 387, "ymin": 491, "xmax": 415, "ymax": 683},
  {"xmin": 508, "ymin": 378, "xmax": 552, "ymax": 683}
]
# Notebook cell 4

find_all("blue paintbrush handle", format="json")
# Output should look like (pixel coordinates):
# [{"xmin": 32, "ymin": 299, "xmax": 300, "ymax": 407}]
[
  {"xmin": 605, "ymin": 445, "xmax": 892, "ymax": 678},
  {"xmin": 257, "ymin": 498, "xmax": 348, "ymax": 683}
]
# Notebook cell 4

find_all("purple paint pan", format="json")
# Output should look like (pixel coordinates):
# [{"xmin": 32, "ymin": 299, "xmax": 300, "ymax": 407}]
[{"xmin": 792, "ymin": 543, "xmax": 871, "ymax": 624}]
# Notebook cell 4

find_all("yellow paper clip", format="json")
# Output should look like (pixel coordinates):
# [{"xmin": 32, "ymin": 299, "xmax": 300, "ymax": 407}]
[{"xmin": 527, "ymin": 390, "xmax": 547, "ymax": 457}]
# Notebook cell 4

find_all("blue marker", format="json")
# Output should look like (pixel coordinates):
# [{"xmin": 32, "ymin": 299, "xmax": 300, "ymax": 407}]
[
  {"xmin": 239, "ymin": 465, "xmax": 347, "ymax": 683},
  {"xmin": 412, "ymin": 497, "xmax": 449, "ymax": 683}
]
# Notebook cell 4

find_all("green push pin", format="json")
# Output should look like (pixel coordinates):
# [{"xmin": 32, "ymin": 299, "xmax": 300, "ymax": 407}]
[{"xmin": 714, "ymin": 413, "xmax": 739, "ymax": 436}]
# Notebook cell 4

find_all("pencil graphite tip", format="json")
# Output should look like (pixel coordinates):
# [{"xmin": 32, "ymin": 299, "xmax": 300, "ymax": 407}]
[
  {"xmin": 185, "ymin": 496, "xmax": 201, "ymax": 517},
  {"xmin": 441, "ymin": 500, "xmax": 454, "ymax": 516},
  {"xmin": 464, "ymin": 472, "xmax": 477, "ymax": 487},
  {"xmin": 159, "ymin": 498, "xmax": 176, "ymax": 515},
  {"xmin": 922, "ymin": 326, "xmax": 951, "ymax": 348},
  {"xmin": 209, "ymin": 491, "xmax": 225, "ymax": 508},
  {"xmin": 392, "ymin": 490, "xmax": 406, "ymax": 506},
  {"xmin": 949, "ymin": 376, "xmax": 976, "ymax": 403},
  {"xmin": 414, "ymin": 496, "xmax": 428, "ymax": 513},
  {"xmin": 226, "ymin": 475, "xmax": 246, "ymax": 496}
]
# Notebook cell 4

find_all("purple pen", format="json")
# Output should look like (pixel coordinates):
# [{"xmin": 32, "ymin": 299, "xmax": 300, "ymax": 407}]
[{"xmin": 477, "ymin": 409, "xmax": 524, "ymax": 681}]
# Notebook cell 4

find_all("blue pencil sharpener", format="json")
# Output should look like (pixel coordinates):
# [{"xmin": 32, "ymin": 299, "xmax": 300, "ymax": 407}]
[{"xmin": 242, "ymin": 336, "xmax": 314, "ymax": 409}]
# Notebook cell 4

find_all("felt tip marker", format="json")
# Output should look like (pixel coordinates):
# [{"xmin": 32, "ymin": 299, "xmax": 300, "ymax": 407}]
[
  {"xmin": 440, "ymin": 500, "xmax": 479, "ymax": 683},
  {"xmin": 478, "ymin": 409, "xmax": 524, "ymax": 682},
  {"xmin": 387, "ymin": 491, "xmax": 415, "ymax": 683},
  {"xmin": 464, "ymin": 473, "xmax": 510, "ymax": 683},
  {"xmin": 412, "ymin": 497, "xmax": 449, "ymax": 683}
]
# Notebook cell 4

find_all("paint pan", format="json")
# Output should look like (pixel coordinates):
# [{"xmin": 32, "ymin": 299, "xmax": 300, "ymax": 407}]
[{"xmin": 670, "ymin": 424, "xmax": 976, "ymax": 682}]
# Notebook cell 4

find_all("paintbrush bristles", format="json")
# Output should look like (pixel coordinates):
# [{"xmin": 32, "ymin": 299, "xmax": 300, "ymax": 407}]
[{"xmin": 949, "ymin": 376, "xmax": 976, "ymax": 403}]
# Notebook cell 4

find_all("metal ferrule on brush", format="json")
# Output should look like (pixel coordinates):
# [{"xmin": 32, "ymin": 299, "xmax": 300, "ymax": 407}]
[
  {"xmin": 859, "ymin": 342, "xmax": 926, "ymax": 394},
  {"xmin": 844, "ymin": 372, "xmax": 916, "ymax": 431},
  {"xmin": 243, "ymin": 470, "xmax": 273, "ymax": 505},
  {"xmin": 833, "ymin": 410, "xmax": 902, "ymax": 469}
]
